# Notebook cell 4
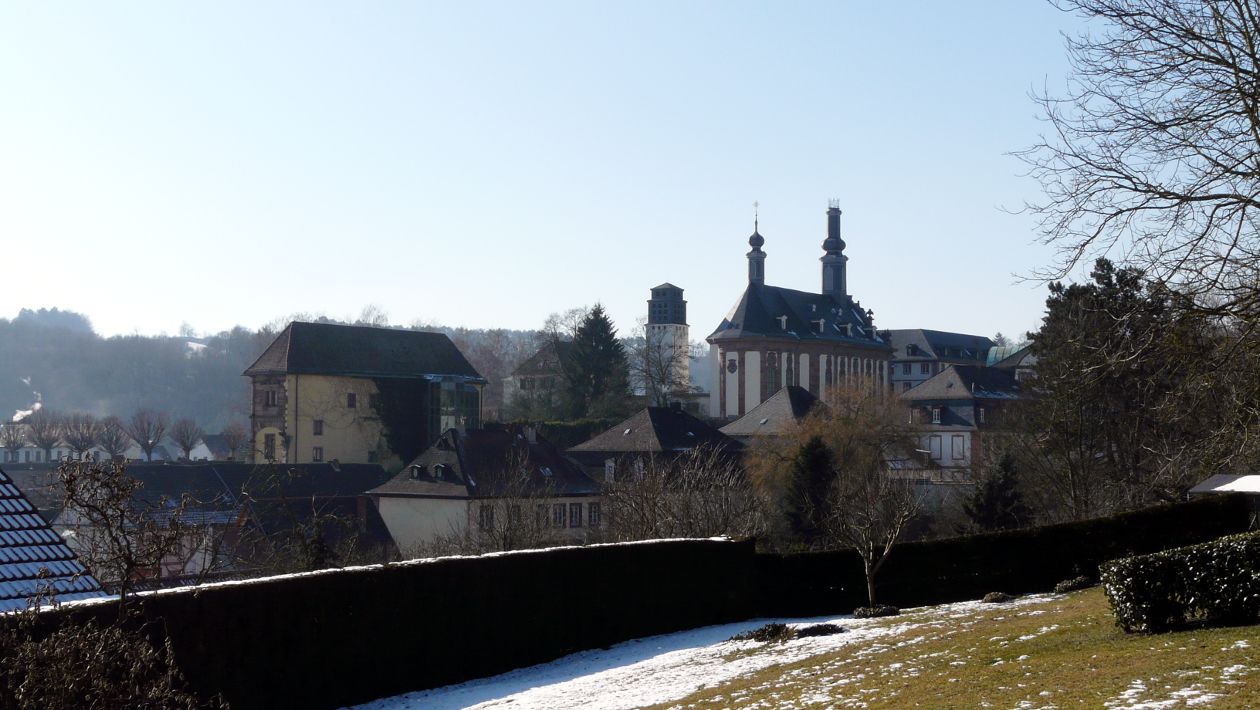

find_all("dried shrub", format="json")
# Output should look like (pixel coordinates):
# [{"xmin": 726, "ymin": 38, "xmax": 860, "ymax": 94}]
[
  {"xmin": 853, "ymin": 604, "xmax": 900, "ymax": 619},
  {"xmin": 982, "ymin": 592, "xmax": 1014, "ymax": 604},
  {"xmin": 730, "ymin": 622, "xmax": 792, "ymax": 643},
  {"xmin": 1053, "ymin": 576, "xmax": 1096, "ymax": 594},
  {"xmin": 794, "ymin": 623, "xmax": 845, "ymax": 639}
]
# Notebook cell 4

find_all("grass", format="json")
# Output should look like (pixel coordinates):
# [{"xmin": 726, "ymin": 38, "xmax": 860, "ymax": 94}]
[{"xmin": 651, "ymin": 588, "xmax": 1258, "ymax": 709}]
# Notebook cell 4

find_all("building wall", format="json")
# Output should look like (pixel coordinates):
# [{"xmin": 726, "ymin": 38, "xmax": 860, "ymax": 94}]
[
  {"xmin": 716, "ymin": 340, "xmax": 892, "ymax": 419},
  {"xmin": 377, "ymin": 495, "xmax": 605, "ymax": 553},
  {"xmin": 251, "ymin": 374, "xmax": 386, "ymax": 465},
  {"xmin": 376, "ymin": 496, "xmax": 468, "ymax": 553}
]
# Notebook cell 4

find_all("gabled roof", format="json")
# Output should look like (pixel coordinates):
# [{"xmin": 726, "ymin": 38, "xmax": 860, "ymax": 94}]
[
  {"xmin": 900, "ymin": 365, "xmax": 1022, "ymax": 402},
  {"xmin": 509, "ymin": 340, "xmax": 575, "ymax": 378},
  {"xmin": 569, "ymin": 407, "xmax": 741, "ymax": 456},
  {"xmin": 720, "ymin": 386, "xmax": 820, "ymax": 438},
  {"xmin": 883, "ymin": 329, "xmax": 994, "ymax": 361},
  {"xmin": 370, "ymin": 427, "xmax": 599, "ymax": 499},
  {"xmin": 652, "ymin": 282, "xmax": 682, "ymax": 291},
  {"xmin": 0, "ymin": 466, "xmax": 105, "ymax": 611},
  {"xmin": 244, "ymin": 321, "xmax": 483, "ymax": 381},
  {"xmin": 707, "ymin": 284, "xmax": 887, "ymax": 349}
]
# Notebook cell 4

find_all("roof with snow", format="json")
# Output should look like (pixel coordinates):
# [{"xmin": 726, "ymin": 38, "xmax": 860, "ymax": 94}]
[
  {"xmin": 244, "ymin": 321, "xmax": 483, "ymax": 381},
  {"xmin": 1190, "ymin": 474, "xmax": 1260, "ymax": 495},
  {"xmin": 719, "ymin": 386, "xmax": 821, "ymax": 438},
  {"xmin": 0, "ymin": 466, "xmax": 105, "ymax": 611},
  {"xmin": 569, "ymin": 407, "xmax": 741, "ymax": 457}
]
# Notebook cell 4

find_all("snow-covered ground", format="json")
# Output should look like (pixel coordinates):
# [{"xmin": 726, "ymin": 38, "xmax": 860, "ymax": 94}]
[{"xmin": 347, "ymin": 596, "xmax": 1048, "ymax": 710}]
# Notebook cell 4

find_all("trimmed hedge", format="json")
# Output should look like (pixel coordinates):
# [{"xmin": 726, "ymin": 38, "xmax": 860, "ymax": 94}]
[
  {"xmin": 1102, "ymin": 532, "xmax": 1260, "ymax": 633},
  {"xmin": 754, "ymin": 493, "xmax": 1251, "ymax": 617}
]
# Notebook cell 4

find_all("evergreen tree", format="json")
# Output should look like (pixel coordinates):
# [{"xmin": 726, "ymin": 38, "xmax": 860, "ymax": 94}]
[
  {"xmin": 783, "ymin": 435, "xmax": 835, "ymax": 544},
  {"xmin": 561, "ymin": 305, "xmax": 632, "ymax": 419},
  {"xmin": 964, "ymin": 454, "xmax": 1031, "ymax": 532}
]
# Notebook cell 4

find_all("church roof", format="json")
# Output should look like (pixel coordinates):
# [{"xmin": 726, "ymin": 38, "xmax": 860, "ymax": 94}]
[
  {"xmin": 0, "ymin": 466, "xmax": 106, "ymax": 611},
  {"xmin": 707, "ymin": 283, "xmax": 887, "ymax": 349},
  {"xmin": 244, "ymin": 321, "xmax": 484, "ymax": 381},
  {"xmin": 719, "ymin": 386, "xmax": 820, "ymax": 438}
]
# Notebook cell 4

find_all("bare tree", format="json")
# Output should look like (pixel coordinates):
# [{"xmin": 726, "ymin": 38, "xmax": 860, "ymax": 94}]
[
  {"xmin": 1021, "ymin": 0, "xmax": 1260, "ymax": 318},
  {"xmin": 62, "ymin": 412, "xmax": 101, "ymax": 459},
  {"xmin": 97, "ymin": 416, "xmax": 131, "ymax": 460},
  {"xmin": 125, "ymin": 409, "xmax": 169, "ymax": 462},
  {"xmin": 0, "ymin": 423, "xmax": 25, "ymax": 463},
  {"xmin": 604, "ymin": 445, "xmax": 765, "ymax": 542},
  {"xmin": 25, "ymin": 410, "xmax": 61, "ymax": 462},
  {"xmin": 626, "ymin": 318, "xmax": 691, "ymax": 407},
  {"xmin": 750, "ymin": 385, "xmax": 920, "ymax": 606},
  {"xmin": 219, "ymin": 422, "xmax": 249, "ymax": 461},
  {"xmin": 169, "ymin": 418, "xmax": 205, "ymax": 461}
]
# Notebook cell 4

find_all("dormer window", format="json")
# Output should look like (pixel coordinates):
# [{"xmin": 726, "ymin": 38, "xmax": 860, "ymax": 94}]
[
  {"xmin": 811, "ymin": 320, "xmax": 824, "ymax": 334},
  {"xmin": 931, "ymin": 407, "xmax": 942, "ymax": 424}
]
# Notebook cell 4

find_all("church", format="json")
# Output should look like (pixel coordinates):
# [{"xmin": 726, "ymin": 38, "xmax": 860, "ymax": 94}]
[{"xmin": 707, "ymin": 202, "xmax": 893, "ymax": 420}]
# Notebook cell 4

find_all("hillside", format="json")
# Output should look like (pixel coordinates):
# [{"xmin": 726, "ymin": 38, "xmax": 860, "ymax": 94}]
[{"xmin": 355, "ymin": 588, "xmax": 1257, "ymax": 709}]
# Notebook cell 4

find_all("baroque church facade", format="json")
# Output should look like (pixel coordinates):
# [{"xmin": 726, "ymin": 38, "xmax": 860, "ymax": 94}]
[{"xmin": 707, "ymin": 202, "xmax": 893, "ymax": 420}]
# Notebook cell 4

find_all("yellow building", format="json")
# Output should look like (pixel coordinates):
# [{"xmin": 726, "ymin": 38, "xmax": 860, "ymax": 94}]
[{"xmin": 244, "ymin": 322, "xmax": 485, "ymax": 467}]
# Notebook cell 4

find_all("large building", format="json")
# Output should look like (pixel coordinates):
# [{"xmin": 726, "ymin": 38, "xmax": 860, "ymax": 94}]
[
  {"xmin": 244, "ymin": 322, "xmax": 485, "ymax": 466},
  {"xmin": 706, "ymin": 203, "xmax": 893, "ymax": 419},
  {"xmin": 882, "ymin": 329, "xmax": 995, "ymax": 393}
]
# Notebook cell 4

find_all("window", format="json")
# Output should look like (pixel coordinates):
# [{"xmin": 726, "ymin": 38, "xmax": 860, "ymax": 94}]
[
  {"xmin": 368, "ymin": 393, "xmax": 381, "ymax": 410},
  {"xmin": 951, "ymin": 435, "xmax": 965, "ymax": 460},
  {"xmin": 552, "ymin": 503, "xmax": 567, "ymax": 528},
  {"xmin": 920, "ymin": 362, "xmax": 931, "ymax": 375},
  {"xmin": 346, "ymin": 392, "xmax": 357, "ymax": 408},
  {"xmin": 509, "ymin": 505, "xmax": 522, "ymax": 527},
  {"xmin": 931, "ymin": 407, "xmax": 942, "ymax": 424},
  {"xmin": 588, "ymin": 502, "xmax": 602, "ymax": 528},
  {"xmin": 977, "ymin": 407, "xmax": 986, "ymax": 424},
  {"xmin": 34, "ymin": 450, "xmax": 41, "ymax": 463},
  {"xmin": 264, "ymin": 433, "xmax": 276, "ymax": 460},
  {"xmin": 23, "ymin": 450, "xmax": 30, "ymax": 463},
  {"xmin": 902, "ymin": 363, "xmax": 911, "ymax": 375},
  {"xmin": 313, "ymin": 420, "xmax": 324, "ymax": 436},
  {"xmin": 522, "ymin": 378, "xmax": 535, "ymax": 391},
  {"xmin": 604, "ymin": 459, "xmax": 615, "ymax": 483},
  {"xmin": 929, "ymin": 434, "xmax": 943, "ymax": 460},
  {"xmin": 312, "ymin": 446, "xmax": 324, "ymax": 462},
  {"xmin": 264, "ymin": 390, "xmax": 278, "ymax": 407},
  {"xmin": 902, "ymin": 382, "xmax": 912, "ymax": 391},
  {"xmin": 478, "ymin": 504, "xmax": 494, "ymax": 531},
  {"xmin": 537, "ymin": 504, "xmax": 549, "ymax": 527},
  {"xmin": 569, "ymin": 503, "xmax": 583, "ymax": 528}
]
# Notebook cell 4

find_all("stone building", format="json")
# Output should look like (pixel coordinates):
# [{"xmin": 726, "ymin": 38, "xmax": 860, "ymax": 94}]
[
  {"xmin": 706, "ymin": 203, "xmax": 892, "ymax": 420},
  {"xmin": 244, "ymin": 322, "xmax": 484, "ymax": 466},
  {"xmin": 882, "ymin": 329, "xmax": 995, "ymax": 393}
]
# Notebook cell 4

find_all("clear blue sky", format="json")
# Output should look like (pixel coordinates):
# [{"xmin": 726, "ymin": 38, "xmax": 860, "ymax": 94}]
[{"xmin": 0, "ymin": 2, "xmax": 1084, "ymax": 341}]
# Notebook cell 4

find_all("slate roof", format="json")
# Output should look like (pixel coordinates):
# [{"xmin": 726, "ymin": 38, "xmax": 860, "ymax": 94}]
[
  {"xmin": 569, "ymin": 407, "xmax": 741, "ymax": 456},
  {"xmin": 509, "ymin": 340, "xmax": 575, "ymax": 378},
  {"xmin": 708, "ymin": 284, "xmax": 888, "ymax": 350},
  {"xmin": 720, "ymin": 386, "xmax": 821, "ymax": 438},
  {"xmin": 0, "ymin": 466, "xmax": 105, "ymax": 611},
  {"xmin": 244, "ymin": 321, "xmax": 484, "ymax": 381},
  {"xmin": 883, "ymin": 329, "xmax": 994, "ymax": 362},
  {"xmin": 370, "ymin": 427, "xmax": 599, "ymax": 499},
  {"xmin": 899, "ymin": 365, "xmax": 1022, "ymax": 402}
]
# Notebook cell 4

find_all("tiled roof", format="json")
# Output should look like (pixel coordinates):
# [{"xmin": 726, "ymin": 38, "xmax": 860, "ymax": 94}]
[
  {"xmin": 900, "ymin": 365, "xmax": 1022, "ymax": 402},
  {"xmin": 707, "ymin": 284, "xmax": 888, "ymax": 350},
  {"xmin": 370, "ymin": 427, "xmax": 599, "ymax": 499},
  {"xmin": 569, "ymin": 407, "xmax": 741, "ymax": 456},
  {"xmin": 0, "ymin": 467, "xmax": 105, "ymax": 611},
  {"xmin": 720, "ymin": 386, "xmax": 820, "ymax": 437},
  {"xmin": 244, "ymin": 321, "xmax": 483, "ymax": 381}
]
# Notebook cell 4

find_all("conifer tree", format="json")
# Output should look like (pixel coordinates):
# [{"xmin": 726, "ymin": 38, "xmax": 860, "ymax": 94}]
[
  {"xmin": 561, "ymin": 304, "xmax": 631, "ymax": 419},
  {"xmin": 964, "ymin": 453, "xmax": 1031, "ymax": 532}
]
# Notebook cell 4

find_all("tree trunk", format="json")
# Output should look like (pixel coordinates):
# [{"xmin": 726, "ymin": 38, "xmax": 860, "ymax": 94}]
[{"xmin": 864, "ymin": 558, "xmax": 877, "ymax": 606}]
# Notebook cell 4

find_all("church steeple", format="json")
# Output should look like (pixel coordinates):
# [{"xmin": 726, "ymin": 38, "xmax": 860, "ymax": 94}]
[
  {"xmin": 821, "ymin": 200, "xmax": 847, "ymax": 297},
  {"xmin": 747, "ymin": 204, "xmax": 766, "ymax": 285}
]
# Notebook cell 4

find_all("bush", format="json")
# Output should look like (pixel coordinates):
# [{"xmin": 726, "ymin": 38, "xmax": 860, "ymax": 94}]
[
  {"xmin": 982, "ymin": 592, "xmax": 1014, "ymax": 603},
  {"xmin": 794, "ymin": 623, "xmax": 845, "ymax": 638},
  {"xmin": 730, "ymin": 623, "xmax": 792, "ymax": 643},
  {"xmin": 1054, "ymin": 575, "xmax": 1096, "ymax": 594},
  {"xmin": 1102, "ymin": 532, "xmax": 1260, "ymax": 633},
  {"xmin": 853, "ymin": 605, "xmax": 900, "ymax": 618}
]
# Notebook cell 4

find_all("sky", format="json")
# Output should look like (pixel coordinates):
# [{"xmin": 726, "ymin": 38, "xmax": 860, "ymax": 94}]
[{"xmin": 0, "ymin": 2, "xmax": 1086, "ymax": 342}]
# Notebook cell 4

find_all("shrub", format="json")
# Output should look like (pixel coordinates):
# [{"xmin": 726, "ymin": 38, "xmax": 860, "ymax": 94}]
[
  {"xmin": 853, "ymin": 605, "xmax": 900, "ymax": 618},
  {"xmin": 1053, "ymin": 575, "xmax": 1096, "ymax": 594},
  {"xmin": 794, "ymin": 623, "xmax": 845, "ymax": 638},
  {"xmin": 982, "ymin": 592, "xmax": 1014, "ymax": 603},
  {"xmin": 730, "ymin": 623, "xmax": 792, "ymax": 643},
  {"xmin": 1102, "ymin": 532, "xmax": 1260, "ymax": 633}
]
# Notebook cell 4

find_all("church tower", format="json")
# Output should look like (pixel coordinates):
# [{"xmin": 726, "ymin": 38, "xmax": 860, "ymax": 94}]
[
  {"xmin": 747, "ymin": 219, "xmax": 766, "ymax": 285},
  {"xmin": 646, "ymin": 283, "xmax": 690, "ymax": 392},
  {"xmin": 821, "ymin": 200, "xmax": 847, "ymax": 297}
]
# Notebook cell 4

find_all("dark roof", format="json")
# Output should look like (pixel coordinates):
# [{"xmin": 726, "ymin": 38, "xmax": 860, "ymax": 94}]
[
  {"xmin": 509, "ymin": 340, "xmax": 575, "ymax": 378},
  {"xmin": 569, "ymin": 407, "xmax": 741, "ymax": 456},
  {"xmin": 883, "ymin": 329, "xmax": 994, "ymax": 361},
  {"xmin": 707, "ymin": 284, "xmax": 888, "ymax": 350},
  {"xmin": 117, "ymin": 462, "xmax": 393, "ymax": 506},
  {"xmin": 244, "ymin": 321, "xmax": 484, "ymax": 381},
  {"xmin": 652, "ymin": 282, "xmax": 682, "ymax": 291},
  {"xmin": 201, "ymin": 434, "xmax": 233, "ymax": 460},
  {"xmin": 720, "ymin": 386, "xmax": 820, "ymax": 438},
  {"xmin": 900, "ymin": 365, "xmax": 1022, "ymax": 402},
  {"xmin": 370, "ymin": 427, "xmax": 599, "ymax": 499},
  {"xmin": 0, "ymin": 467, "xmax": 105, "ymax": 611},
  {"xmin": 3, "ymin": 465, "xmax": 64, "ymax": 522}
]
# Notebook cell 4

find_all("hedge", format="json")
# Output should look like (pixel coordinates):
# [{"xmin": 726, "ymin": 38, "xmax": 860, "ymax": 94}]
[{"xmin": 1102, "ymin": 532, "xmax": 1260, "ymax": 633}]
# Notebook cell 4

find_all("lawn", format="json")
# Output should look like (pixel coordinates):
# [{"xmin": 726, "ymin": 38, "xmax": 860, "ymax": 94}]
[{"xmin": 654, "ymin": 588, "xmax": 1257, "ymax": 709}]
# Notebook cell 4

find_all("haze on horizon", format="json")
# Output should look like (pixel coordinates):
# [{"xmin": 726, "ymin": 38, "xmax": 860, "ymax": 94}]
[{"xmin": 0, "ymin": 2, "xmax": 1085, "ymax": 342}]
